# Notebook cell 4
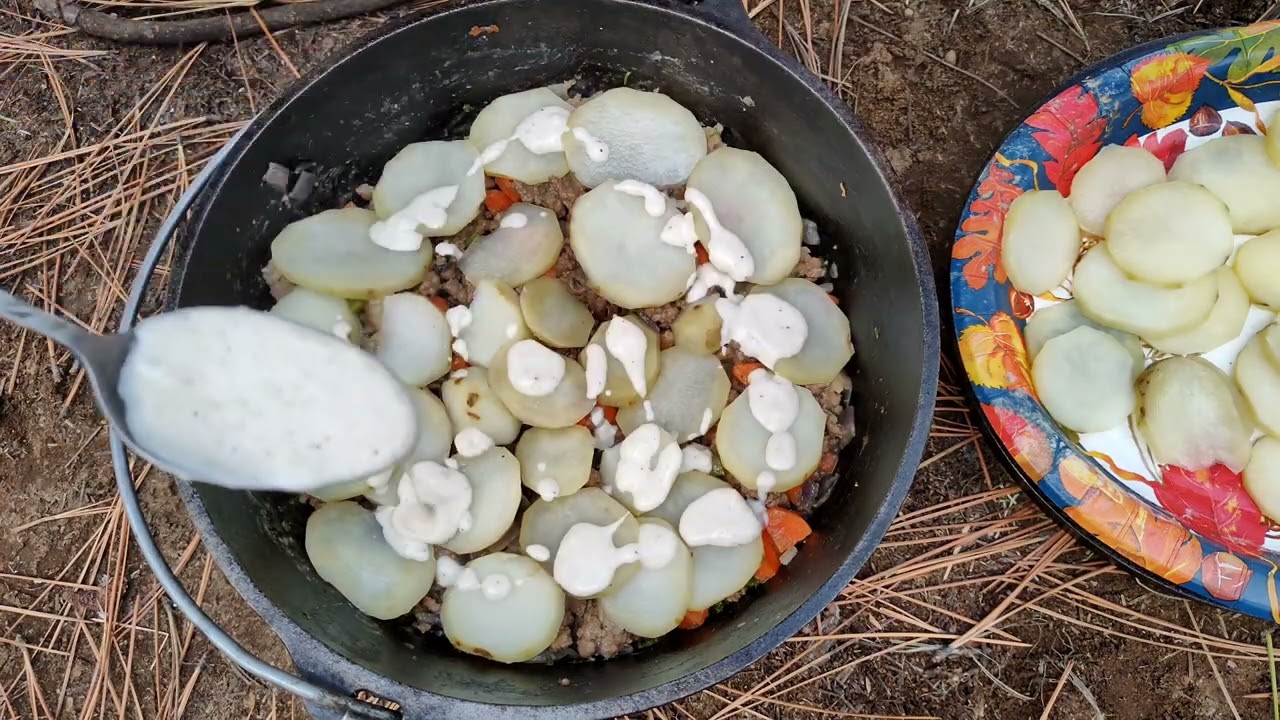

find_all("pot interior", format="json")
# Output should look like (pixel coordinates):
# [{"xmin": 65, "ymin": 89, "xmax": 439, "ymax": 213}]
[{"xmin": 169, "ymin": 0, "xmax": 933, "ymax": 709}]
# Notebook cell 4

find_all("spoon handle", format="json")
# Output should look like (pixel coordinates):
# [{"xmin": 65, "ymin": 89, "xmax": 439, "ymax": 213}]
[{"xmin": 0, "ymin": 289, "xmax": 96, "ymax": 350}]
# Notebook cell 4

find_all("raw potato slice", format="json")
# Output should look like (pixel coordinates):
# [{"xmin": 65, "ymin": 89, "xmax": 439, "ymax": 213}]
[
  {"xmin": 310, "ymin": 477, "xmax": 374, "ymax": 503},
  {"xmin": 1137, "ymin": 357, "xmax": 1253, "ymax": 472},
  {"xmin": 1032, "ymin": 326, "xmax": 1136, "ymax": 433},
  {"xmin": 516, "ymin": 426, "xmax": 595, "ymax": 500},
  {"xmin": 270, "ymin": 208, "xmax": 429, "ymax": 298},
  {"xmin": 459, "ymin": 204, "xmax": 564, "ymax": 288},
  {"xmin": 489, "ymin": 342, "xmax": 595, "ymax": 428},
  {"xmin": 406, "ymin": 389, "xmax": 453, "ymax": 464},
  {"xmin": 757, "ymin": 279, "xmax": 855, "ymax": 385},
  {"xmin": 1233, "ymin": 230, "xmax": 1280, "ymax": 308},
  {"xmin": 617, "ymin": 347, "xmax": 730, "ymax": 439},
  {"xmin": 518, "ymin": 488, "xmax": 641, "ymax": 593},
  {"xmin": 305, "ymin": 502, "xmax": 433, "ymax": 620},
  {"xmin": 1264, "ymin": 323, "xmax": 1280, "ymax": 368},
  {"xmin": 441, "ymin": 553, "xmax": 565, "ymax": 663},
  {"xmin": 673, "ymin": 299, "xmax": 723, "ymax": 354},
  {"xmin": 1244, "ymin": 437, "xmax": 1280, "ymax": 524},
  {"xmin": 1271, "ymin": 118, "xmax": 1280, "ymax": 167},
  {"xmin": 686, "ymin": 148, "xmax": 802, "ymax": 285},
  {"xmin": 1145, "ymin": 268, "xmax": 1250, "ymax": 355},
  {"xmin": 1000, "ymin": 190, "xmax": 1081, "ymax": 294},
  {"xmin": 1105, "ymin": 181, "xmax": 1233, "ymax": 284},
  {"xmin": 444, "ymin": 447, "xmax": 522, "ymax": 554},
  {"xmin": 715, "ymin": 385, "xmax": 826, "ymax": 492},
  {"xmin": 270, "ymin": 288, "xmax": 360, "ymax": 342},
  {"xmin": 520, "ymin": 277, "xmax": 595, "ymax": 348},
  {"xmin": 371, "ymin": 140, "xmax": 485, "ymax": 237},
  {"xmin": 1069, "ymin": 144, "xmax": 1167, "ymax": 235},
  {"xmin": 1024, "ymin": 300, "xmax": 1145, "ymax": 372},
  {"xmin": 459, "ymin": 280, "xmax": 529, "ymax": 367},
  {"xmin": 564, "ymin": 87, "xmax": 706, "ymax": 188},
  {"xmin": 569, "ymin": 181, "xmax": 696, "ymax": 308},
  {"xmin": 1169, "ymin": 135, "xmax": 1280, "ymax": 234},
  {"xmin": 1072, "ymin": 244, "xmax": 1217, "ymax": 337},
  {"xmin": 1235, "ymin": 334, "xmax": 1280, "ymax": 438},
  {"xmin": 372, "ymin": 293, "xmax": 452, "ymax": 386},
  {"xmin": 644, "ymin": 471, "xmax": 724, "ymax": 528},
  {"xmin": 599, "ymin": 518, "xmax": 693, "ymax": 637},
  {"xmin": 467, "ymin": 88, "xmax": 573, "ymax": 183},
  {"xmin": 578, "ymin": 318, "xmax": 661, "ymax": 407},
  {"xmin": 440, "ymin": 367, "xmax": 521, "ymax": 445}
]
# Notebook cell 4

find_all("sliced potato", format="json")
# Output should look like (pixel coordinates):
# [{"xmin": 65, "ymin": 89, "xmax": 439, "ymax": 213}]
[
  {"xmin": 1244, "ymin": 437, "xmax": 1280, "ymax": 524},
  {"xmin": 371, "ymin": 140, "xmax": 485, "ymax": 237},
  {"xmin": 440, "ymin": 366, "xmax": 521, "ymax": 445},
  {"xmin": 1264, "ymin": 323, "xmax": 1280, "ymax": 368},
  {"xmin": 459, "ymin": 280, "xmax": 529, "ymax": 367},
  {"xmin": 715, "ymin": 385, "xmax": 825, "ymax": 492},
  {"xmin": 1072, "ymin": 244, "xmax": 1218, "ymax": 337},
  {"xmin": 599, "ymin": 518, "xmax": 693, "ymax": 637},
  {"xmin": 518, "ymin": 488, "xmax": 640, "ymax": 593},
  {"xmin": 1069, "ymin": 144, "xmax": 1167, "ymax": 235},
  {"xmin": 467, "ymin": 88, "xmax": 573, "ymax": 183},
  {"xmin": 599, "ymin": 424, "xmax": 683, "ymax": 515},
  {"xmin": 441, "ymin": 553, "xmax": 565, "ymax": 663},
  {"xmin": 1233, "ymin": 230, "xmax": 1280, "ymax": 308},
  {"xmin": 564, "ymin": 87, "xmax": 706, "ymax": 188},
  {"xmin": 310, "ymin": 477, "xmax": 376, "ymax": 503},
  {"xmin": 443, "ymin": 447, "xmax": 522, "ymax": 554},
  {"xmin": 1145, "ymin": 268, "xmax": 1250, "ymax": 355},
  {"xmin": 270, "ymin": 288, "xmax": 360, "ymax": 341},
  {"xmin": 1024, "ymin": 300, "xmax": 1144, "ymax": 372},
  {"xmin": 754, "ymin": 279, "xmax": 855, "ymax": 385},
  {"xmin": 644, "ymin": 471, "xmax": 724, "ymax": 528},
  {"xmin": 1001, "ymin": 190, "xmax": 1081, "ymax": 294},
  {"xmin": 616, "ymin": 347, "xmax": 729, "ymax": 439},
  {"xmin": 489, "ymin": 342, "xmax": 595, "ymax": 428},
  {"xmin": 1137, "ymin": 357, "xmax": 1253, "ymax": 473},
  {"xmin": 516, "ymin": 426, "xmax": 595, "ymax": 500},
  {"xmin": 372, "ymin": 293, "xmax": 452, "ymax": 386},
  {"xmin": 673, "ymin": 298, "xmax": 723, "ymax": 354},
  {"xmin": 685, "ymin": 148, "xmax": 802, "ymax": 286},
  {"xmin": 569, "ymin": 181, "xmax": 696, "ymax": 308},
  {"xmin": 305, "ymin": 501, "xmax": 434, "ymax": 620},
  {"xmin": 520, "ymin": 277, "xmax": 595, "ymax": 348},
  {"xmin": 1032, "ymin": 326, "xmax": 1136, "ymax": 433},
  {"xmin": 578, "ymin": 317, "xmax": 661, "ymax": 407},
  {"xmin": 1235, "ymin": 333, "xmax": 1280, "ymax": 437},
  {"xmin": 1169, "ymin": 135, "xmax": 1280, "ymax": 233},
  {"xmin": 1105, "ymin": 181, "xmax": 1233, "ymax": 284},
  {"xmin": 270, "ymin": 208, "xmax": 430, "ymax": 298},
  {"xmin": 406, "ymin": 388, "xmax": 453, "ymax": 464},
  {"xmin": 1270, "ymin": 118, "xmax": 1280, "ymax": 167},
  {"xmin": 459, "ymin": 204, "xmax": 564, "ymax": 288}
]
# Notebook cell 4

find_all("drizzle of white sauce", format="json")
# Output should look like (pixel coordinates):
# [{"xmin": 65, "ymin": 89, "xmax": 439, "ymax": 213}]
[
  {"xmin": 506, "ymin": 339, "xmax": 565, "ymax": 397},
  {"xmin": 436, "ymin": 556, "xmax": 512, "ymax": 600},
  {"xmin": 375, "ymin": 461, "xmax": 473, "ymax": 560},
  {"xmin": 593, "ymin": 414, "xmax": 618, "ymax": 450},
  {"xmin": 505, "ymin": 323, "xmax": 520, "ymax": 339},
  {"xmin": 716, "ymin": 294, "xmax": 808, "ymax": 368},
  {"xmin": 535, "ymin": 478, "xmax": 560, "ymax": 502},
  {"xmin": 679, "ymin": 487, "xmax": 762, "ymax": 548},
  {"xmin": 571, "ymin": 126, "xmax": 610, "ymax": 162},
  {"xmin": 435, "ymin": 241, "xmax": 463, "ymax": 259},
  {"xmin": 659, "ymin": 212, "xmax": 698, "ymax": 254},
  {"xmin": 553, "ymin": 517, "xmax": 639, "ymax": 596},
  {"xmin": 750, "ymin": 470, "xmax": 776, "ymax": 521},
  {"xmin": 331, "ymin": 320, "xmax": 352, "ymax": 340},
  {"xmin": 612, "ymin": 424, "xmax": 683, "ymax": 512},
  {"xmin": 636, "ymin": 522, "xmax": 678, "ymax": 570},
  {"xmin": 451, "ymin": 368, "xmax": 469, "ymax": 379},
  {"xmin": 613, "ymin": 180, "xmax": 667, "ymax": 217},
  {"xmin": 468, "ymin": 105, "xmax": 573, "ymax": 175},
  {"xmin": 445, "ymin": 305, "xmax": 473, "ymax": 362},
  {"xmin": 526, "ymin": 544, "xmax": 551, "ymax": 562},
  {"xmin": 499, "ymin": 211, "xmax": 528, "ymax": 229},
  {"xmin": 685, "ymin": 407, "xmax": 715, "ymax": 442},
  {"xmin": 746, "ymin": 368, "xmax": 800, "ymax": 472},
  {"xmin": 680, "ymin": 443, "xmax": 713, "ymax": 474},
  {"xmin": 684, "ymin": 188, "xmax": 754, "ymax": 281},
  {"xmin": 584, "ymin": 343, "xmax": 608, "ymax": 400},
  {"xmin": 685, "ymin": 263, "xmax": 739, "ymax": 303},
  {"xmin": 605, "ymin": 316, "xmax": 649, "ymax": 398},
  {"xmin": 454, "ymin": 427, "xmax": 493, "ymax": 458},
  {"xmin": 368, "ymin": 185, "xmax": 459, "ymax": 252},
  {"xmin": 643, "ymin": 400, "xmax": 656, "ymax": 422},
  {"xmin": 436, "ymin": 556, "xmax": 466, "ymax": 587}
]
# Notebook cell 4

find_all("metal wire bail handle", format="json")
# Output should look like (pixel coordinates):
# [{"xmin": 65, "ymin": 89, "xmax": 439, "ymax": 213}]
[{"xmin": 108, "ymin": 137, "xmax": 399, "ymax": 720}]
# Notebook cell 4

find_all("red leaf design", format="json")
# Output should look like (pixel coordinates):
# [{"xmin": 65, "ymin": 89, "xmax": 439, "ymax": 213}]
[
  {"xmin": 1025, "ymin": 85, "xmax": 1106, "ymax": 196},
  {"xmin": 982, "ymin": 404, "xmax": 1052, "ymax": 480},
  {"xmin": 1153, "ymin": 465, "xmax": 1273, "ymax": 557},
  {"xmin": 1123, "ymin": 129, "xmax": 1189, "ymax": 171},
  {"xmin": 953, "ymin": 162, "xmax": 1021, "ymax": 290}
]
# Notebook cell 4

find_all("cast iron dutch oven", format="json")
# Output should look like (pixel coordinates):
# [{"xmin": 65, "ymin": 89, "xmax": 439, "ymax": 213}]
[{"xmin": 130, "ymin": 0, "xmax": 939, "ymax": 716}]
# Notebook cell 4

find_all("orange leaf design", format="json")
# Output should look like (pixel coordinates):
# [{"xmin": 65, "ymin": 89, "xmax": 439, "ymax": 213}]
[
  {"xmin": 982, "ymin": 404, "xmax": 1053, "ymax": 481},
  {"xmin": 1201, "ymin": 552, "xmax": 1252, "ymax": 602},
  {"xmin": 1130, "ymin": 53, "xmax": 1211, "ymax": 129},
  {"xmin": 953, "ymin": 162, "xmax": 1021, "ymax": 290},
  {"xmin": 1059, "ymin": 454, "xmax": 1126, "ymax": 504},
  {"xmin": 957, "ymin": 312, "xmax": 1033, "ymax": 394},
  {"xmin": 1065, "ymin": 483, "xmax": 1201, "ymax": 584}
]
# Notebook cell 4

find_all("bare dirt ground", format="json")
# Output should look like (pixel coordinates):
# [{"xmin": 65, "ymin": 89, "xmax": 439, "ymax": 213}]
[{"xmin": 2, "ymin": 1, "xmax": 1280, "ymax": 718}]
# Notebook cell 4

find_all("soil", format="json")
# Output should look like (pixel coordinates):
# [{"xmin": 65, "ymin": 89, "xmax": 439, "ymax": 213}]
[{"xmin": 2, "ymin": 0, "xmax": 1279, "ymax": 719}]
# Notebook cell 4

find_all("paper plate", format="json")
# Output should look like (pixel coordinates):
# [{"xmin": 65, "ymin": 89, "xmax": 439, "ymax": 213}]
[{"xmin": 951, "ymin": 22, "xmax": 1280, "ymax": 621}]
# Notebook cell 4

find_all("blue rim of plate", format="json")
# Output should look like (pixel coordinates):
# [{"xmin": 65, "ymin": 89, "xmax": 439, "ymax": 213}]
[{"xmin": 951, "ymin": 22, "xmax": 1280, "ymax": 622}]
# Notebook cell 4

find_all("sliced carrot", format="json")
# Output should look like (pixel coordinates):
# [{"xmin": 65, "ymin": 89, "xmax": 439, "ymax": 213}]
[
  {"xmin": 828, "ymin": 294, "xmax": 840, "ymax": 305},
  {"xmin": 542, "ymin": 266, "xmax": 559, "ymax": 278},
  {"xmin": 731, "ymin": 361, "xmax": 766, "ymax": 386},
  {"xmin": 678, "ymin": 609, "xmax": 709, "ymax": 630},
  {"xmin": 495, "ymin": 176, "xmax": 521, "ymax": 203},
  {"xmin": 785, "ymin": 483, "xmax": 807, "ymax": 506},
  {"xmin": 577, "ymin": 415, "xmax": 593, "ymax": 429},
  {"xmin": 818, "ymin": 452, "xmax": 838, "ymax": 474},
  {"xmin": 601, "ymin": 405, "xmax": 619, "ymax": 425},
  {"xmin": 484, "ymin": 189, "xmax": 514, "ymax": 213},
  {"xmin": 428, "ymin": 296, "xmax": 450, "ymax": 313},
  {"xmin": 694, "ymin": 243, "xmax": 710, "ymax": 266},
  {"xmin": 451, "ymin": 355, "xmax": 469, "ymax": 372},
  {"xmin": 765, "ymin": 507, "xmax": 812, "ymax": 554},
  {"xmin": 755, "ymin": 531, "xmax": 781, "ymax": 582}
]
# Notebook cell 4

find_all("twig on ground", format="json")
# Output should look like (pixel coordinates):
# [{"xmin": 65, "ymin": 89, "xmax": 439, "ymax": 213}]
[{"xmin": 64, "ymin": 0, "xmax": 407, "ymax": 44}]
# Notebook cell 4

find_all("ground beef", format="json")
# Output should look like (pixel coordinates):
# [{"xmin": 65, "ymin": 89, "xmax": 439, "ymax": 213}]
[
  {"xmin": 636, "ymin": 301, "xmax": 681, "ymax": 349},
  {"xmin": 569, "ymin": 598, "xmax": 634, "ymax": 659},
  {"xmin": 553, "ymin": 245, "xmax": 617, "ymax": 321},
  {"xmin": 262, "ymin": 260, "xmax": 295, "ymax": 299},
  {"xmin": 512, "ymin": 175, "xmax": 587, "ymax": 218},
  {"xmin": 792, "ymin": 246, "xmax": 826, "ymax": 281}
]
